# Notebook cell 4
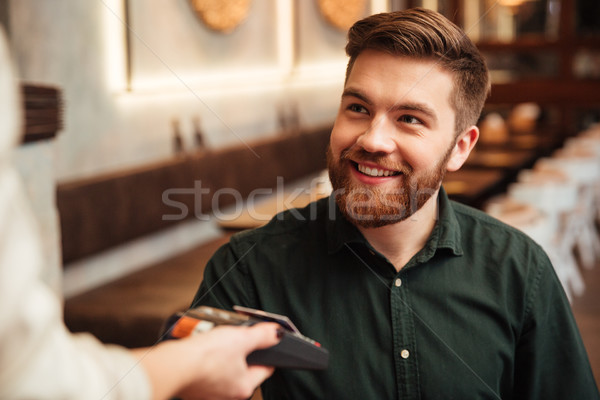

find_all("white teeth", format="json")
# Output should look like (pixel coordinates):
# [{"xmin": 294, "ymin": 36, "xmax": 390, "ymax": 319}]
[{"xmin": 357, "ymin": 164, "xmax": 396, "ymax": 177}]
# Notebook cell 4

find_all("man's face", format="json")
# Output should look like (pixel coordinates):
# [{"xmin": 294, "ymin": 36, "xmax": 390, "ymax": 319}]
[{"xmin": 328, "ymin": 50, "xmax": 461, "ymax": 228}]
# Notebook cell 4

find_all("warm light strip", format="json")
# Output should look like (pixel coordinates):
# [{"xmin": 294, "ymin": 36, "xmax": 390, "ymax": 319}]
[
  {"xmin": 275, "ymin": 0, "xmax": 294, "ymax": 73},
  {"xmin": 130, "ymin": 66, "xmax": 288, "ymax": 94},
  {"xmin": 102, "ymin": 0, "xmax": 128, "ymax": 92}
]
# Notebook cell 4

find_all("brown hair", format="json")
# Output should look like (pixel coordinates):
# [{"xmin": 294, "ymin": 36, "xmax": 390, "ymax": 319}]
[{"xmin": 345, "ymin": 8, "xmax": 490, "ymax": 135}]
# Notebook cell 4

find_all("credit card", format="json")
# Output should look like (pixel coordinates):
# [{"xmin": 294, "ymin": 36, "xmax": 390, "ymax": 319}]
[{"xmin": 233, "ymin": 305, "xmax": 300, "ymax": 334}]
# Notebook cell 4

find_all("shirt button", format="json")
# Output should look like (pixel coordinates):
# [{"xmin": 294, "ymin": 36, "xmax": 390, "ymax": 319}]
[
  {"xmin": 394, "ymin": 278, "xmax": 402, "ymax": 287},
  {"xmin": 401, "ymin": 349, "xmax": 410, "ymax": 359}
]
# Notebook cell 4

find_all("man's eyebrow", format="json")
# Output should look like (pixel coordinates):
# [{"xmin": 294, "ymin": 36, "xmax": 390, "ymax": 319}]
[{"xmin": 341, "ymin": 88, "xmax": 372, "ymax": 105}]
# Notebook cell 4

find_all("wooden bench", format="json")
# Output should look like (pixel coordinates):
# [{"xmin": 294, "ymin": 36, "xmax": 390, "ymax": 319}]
[
  {"xmin": 62, "ymin": 126, "xmax": 331, "ymax": 347},
  {"xmin": 64, "ymin": 234, "xmax": 231, "ymax": 347}
]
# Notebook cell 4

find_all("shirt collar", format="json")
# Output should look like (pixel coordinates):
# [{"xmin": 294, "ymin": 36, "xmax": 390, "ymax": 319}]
[
  {"xmin": 417, "ymin": 187, "xmax": 464, "ymax": 261},
  {"xmin": 326, "ymin": 187, "xmax": 463, "ymax": 257},
  {"xmin": 326, "ymin": 196, "xmax": 366, "ymax": 254}
]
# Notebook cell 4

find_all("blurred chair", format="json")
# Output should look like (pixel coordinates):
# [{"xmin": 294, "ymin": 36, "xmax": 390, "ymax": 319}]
[
  {"xmin": 505, "ymin": 168, "xmax": 585, "ymax": 300},
  {"xmin": 485, "ymin": 195, "xmax": 582, "ymax": 301},
  {"xmin": 563, "ymin": 131, "xmax": 600, "ymax": 224},
  {"xmin": 535, "ymin": 149, "xmax": 600, "ymax": 270}
]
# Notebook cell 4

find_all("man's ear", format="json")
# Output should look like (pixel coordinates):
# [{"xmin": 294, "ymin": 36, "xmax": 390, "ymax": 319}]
[{"xmin": 446, "ymin": 126, "xmax": 479, "ymax": 172}]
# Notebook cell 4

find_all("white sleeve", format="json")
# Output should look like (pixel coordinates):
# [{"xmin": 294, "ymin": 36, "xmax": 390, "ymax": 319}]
[{"xmin": 0, "ymin": 167, "xmax": 152, "ymax": 400}]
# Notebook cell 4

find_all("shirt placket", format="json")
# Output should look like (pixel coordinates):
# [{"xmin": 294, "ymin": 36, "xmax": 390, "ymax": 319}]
[{"xmin": 390, "ymin": 270, "xmax": 420, "ymax": 399}]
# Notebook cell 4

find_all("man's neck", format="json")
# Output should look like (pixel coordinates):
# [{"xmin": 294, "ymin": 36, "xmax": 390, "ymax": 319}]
[{"xmin": 357, "ymin": 193, "xmax": 440, "ymax": 272}]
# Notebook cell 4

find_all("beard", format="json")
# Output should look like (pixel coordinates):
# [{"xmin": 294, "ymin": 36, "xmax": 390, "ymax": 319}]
[{"xmin": 327, "ymin": 144, "xmax": 453, "ymax": 228}]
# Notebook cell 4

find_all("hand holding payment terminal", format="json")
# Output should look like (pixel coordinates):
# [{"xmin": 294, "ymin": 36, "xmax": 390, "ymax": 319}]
[{"xmin": 161, "ymin": 305, "xmax": 329, "ymax": 370}]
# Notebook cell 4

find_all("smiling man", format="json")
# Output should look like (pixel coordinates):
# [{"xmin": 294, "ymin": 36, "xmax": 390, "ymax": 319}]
[
  {"xmin": 191, "ymin": 8, "xmax": 599, "ymax": 400},
  {"xmin": 327, "ymin": 49, "xmax": 479, "ymax": 269}
]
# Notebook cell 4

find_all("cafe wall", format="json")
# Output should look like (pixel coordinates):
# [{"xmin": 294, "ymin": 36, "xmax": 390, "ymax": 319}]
[
  {"xmin": 2, "ymin": 0, "xmax": 390, "ymax": 295},
  {"xmin": 6, "ymin": 0, "xmax": 388, "ymax": 182}
]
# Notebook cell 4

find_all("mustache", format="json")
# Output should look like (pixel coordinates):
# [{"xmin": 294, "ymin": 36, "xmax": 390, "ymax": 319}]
[{"xmin": 339, "ymin": 147, "xmax": 413, "ymax": 175}]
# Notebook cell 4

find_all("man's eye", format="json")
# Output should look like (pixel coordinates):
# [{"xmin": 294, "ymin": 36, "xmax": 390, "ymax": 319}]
[
  {"xmin": 348, "ymin": 104, "xmax": 368, "ymax": 114},
  {"xmin": 398, "ymin": 115, "xmax": 421, "ymax": 124}
]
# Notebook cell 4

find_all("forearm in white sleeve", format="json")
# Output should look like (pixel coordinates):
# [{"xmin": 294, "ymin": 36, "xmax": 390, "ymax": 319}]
[{"xmin": 0, "ymin": 167, "xmax": 152, "ymax": 400}]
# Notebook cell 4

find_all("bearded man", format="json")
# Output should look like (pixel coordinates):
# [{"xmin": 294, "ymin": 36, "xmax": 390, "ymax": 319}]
[{"xmin": 190, "ymin": 8, "xmax": 599, "ymax": 400}]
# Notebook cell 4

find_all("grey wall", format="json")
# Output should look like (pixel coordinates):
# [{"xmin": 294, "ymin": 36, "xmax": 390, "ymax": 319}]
[{"xmin": 6, "ymin": 0, "xmax": 386, "ymax": 182}]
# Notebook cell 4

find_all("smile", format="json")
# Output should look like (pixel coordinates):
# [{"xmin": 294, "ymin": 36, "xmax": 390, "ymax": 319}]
[{"xmin": 355, "ymin": 162, "xmax": 401, "ymax": 177}]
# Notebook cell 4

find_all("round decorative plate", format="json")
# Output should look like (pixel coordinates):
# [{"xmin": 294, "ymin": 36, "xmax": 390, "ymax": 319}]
[
  {"xmin": 317, "ymin": 0, "xmax": 367, "ymax": 31},
  {"xmin": 189, "ymin": 0, "xmax": 252, "ymax": 33}
]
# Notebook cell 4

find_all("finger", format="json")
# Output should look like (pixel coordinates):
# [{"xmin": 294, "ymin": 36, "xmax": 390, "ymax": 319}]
[{"xmin": 243, "ymin": 323, "xmax": 281, "ymax": 351}]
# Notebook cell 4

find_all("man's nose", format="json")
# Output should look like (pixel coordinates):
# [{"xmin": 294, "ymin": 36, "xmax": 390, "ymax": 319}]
[{"xmin": 356, "ymin": 116, "xmax": 395, "ymax": 154}]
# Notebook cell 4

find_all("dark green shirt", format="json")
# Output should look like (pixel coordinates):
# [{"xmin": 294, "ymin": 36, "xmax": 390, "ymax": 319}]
[{"xmin": 191, "ymin": 189, "xmax": 599, "ymax": 400}]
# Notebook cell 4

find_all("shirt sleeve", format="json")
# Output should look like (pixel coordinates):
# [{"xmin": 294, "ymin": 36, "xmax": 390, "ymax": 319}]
[
  {"xmin": 513, "ymin": 252, "xmax": 599, "ymax": 399},
  {"xmin": 190, "ymin": 235, "xmax": 256, "ymax": 311},
  {"xmin": 0, "ymin": 168, "xmax": 152, "ymax": 400}
]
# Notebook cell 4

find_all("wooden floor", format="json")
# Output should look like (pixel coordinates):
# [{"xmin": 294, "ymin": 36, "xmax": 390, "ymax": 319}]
[{"xmin": 571, "ymin": 259, "xmax": 600, "ymax": 386}]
